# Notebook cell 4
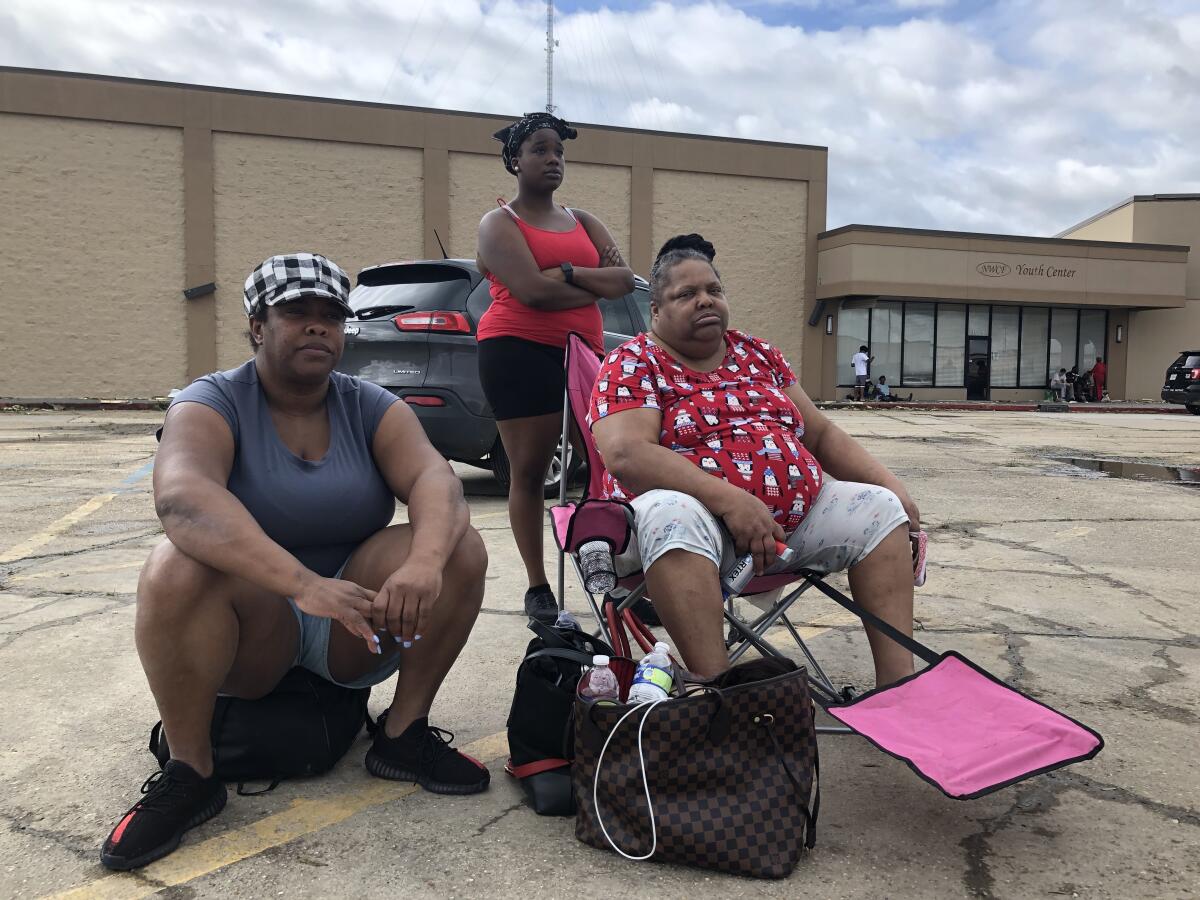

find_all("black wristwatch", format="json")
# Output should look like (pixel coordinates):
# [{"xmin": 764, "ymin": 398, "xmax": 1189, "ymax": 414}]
[{"xmin": 560, "ymin": 262, "xmax": 575, "ymax": 285}]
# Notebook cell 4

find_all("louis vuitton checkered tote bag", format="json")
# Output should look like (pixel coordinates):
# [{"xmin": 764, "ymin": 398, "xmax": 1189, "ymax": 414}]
[{"xmin": 574, "ymin": 658, "xmax": 818, "ymax": 878}]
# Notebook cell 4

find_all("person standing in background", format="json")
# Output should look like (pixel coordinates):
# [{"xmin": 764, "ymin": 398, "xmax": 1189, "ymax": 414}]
[
  {"xmin": 851, "ymin": 345, "xmax": 873, "ymax": 401},
  {"xmin": 475, "ymin": 112, "xmax": 634, "ymax": 623},
  {"xmin": 1090, "ymin": 357, "xmax": 1107, "ymax": 401}
]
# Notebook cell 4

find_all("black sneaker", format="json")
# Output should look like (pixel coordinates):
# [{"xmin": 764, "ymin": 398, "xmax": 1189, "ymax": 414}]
[
  {"xmin": 523, "ymin": 583, "xmax": 559, "ymax": 624},
  {"xmin": 100, "ymin": 760, "xmax": 227, "ymax": 871},
  {"xmin": 365, "ymin": 716, "xmax": 490, "ymax": 794}
]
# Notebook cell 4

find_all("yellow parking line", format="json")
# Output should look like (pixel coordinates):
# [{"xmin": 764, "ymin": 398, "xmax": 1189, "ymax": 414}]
[
  {"xmin": 0, "ymin": 493, "xmax": 118, "ymax": 564},
  {"xmin": 0, "ymin": 460, "xmax": 154, "ymax": 565},
  {"xmin": 45, "ymin": 731, "xmax": 509, "ymax": 900}
]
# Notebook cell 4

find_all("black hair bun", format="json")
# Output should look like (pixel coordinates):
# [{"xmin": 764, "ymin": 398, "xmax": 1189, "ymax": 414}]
[{"xmin": 656, "ymin": 233, "xmax": 715, "ymax": 262}]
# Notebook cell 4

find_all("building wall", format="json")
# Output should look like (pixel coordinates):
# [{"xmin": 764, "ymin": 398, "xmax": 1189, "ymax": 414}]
[
  {"xmin": 652, "ymin": 171, "xmax": 808, "ymax": 365},
  {"xmin": 1065, "ymin": 199, "xmax": 1200, "ymax": 399},
  {"xmin": 212, "ymin": 133, "xmax": 423, "ymax": 370},
  {"xmin": 1061, "ymin": 203, "xmax": 1135, "ymax": 243},
  {"xmin": 816, "ymin": 238, "xmax": 1186, "ymax": 307},
  {"xmin": 0, "ymin": 113, "xmax": 185, "ymax": 397},
  {"xmin": 1125, "ymin": 200, "xmax": 1200, "ymax": 399},
  {"xmin": 0, "ymin": 68, "xmax": 825, "ymax": 399},
  {"xmin": 447, "ymin": 152, "xmax": 631, "ymax": 263}
]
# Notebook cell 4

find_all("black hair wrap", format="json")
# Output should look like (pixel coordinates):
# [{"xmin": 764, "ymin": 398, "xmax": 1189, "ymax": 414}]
[
  {"xmin": 655, "ymin": 233, "xmax": 716, "ymax": 262},
  {"xmin": 492, "ymin": 112, "xmax": 578, "ymax": 175}
]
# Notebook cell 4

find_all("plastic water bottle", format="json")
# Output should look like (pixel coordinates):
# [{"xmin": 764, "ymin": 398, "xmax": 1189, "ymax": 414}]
[
  {"xmin": 579, "ymin": 655, "xmax": 620, "ymax": 702},
  {"xmin": 721, "ymin": 543, "xmax": 796, "ymax": 596},
  {"xmin": 628, "ymin": 642, "xmax": 674, "ymax": 704},
  {"xmin": 554, "ymin": 608, "xmax": 580, "ymax": 630},
  {"xmin": 579, "ymin": 540, "xmax": 617, "ymax": 594}
]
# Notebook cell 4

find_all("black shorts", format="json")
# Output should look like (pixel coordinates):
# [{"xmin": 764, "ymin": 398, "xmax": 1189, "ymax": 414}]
[{"xmin": 478, "ymin": 337, "xmax": 567, "ymax": 421}]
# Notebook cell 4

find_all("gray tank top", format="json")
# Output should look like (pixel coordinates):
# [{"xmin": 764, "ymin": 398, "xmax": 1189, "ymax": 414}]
[{"xmin": 168, "ymin": 360, "xmax": 399, "ymax": 577}]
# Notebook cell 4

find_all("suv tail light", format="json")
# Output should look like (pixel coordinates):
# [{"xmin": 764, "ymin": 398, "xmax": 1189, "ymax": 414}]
[
  {"xmin": 403, "ymin": 395, "xmax": 446, "ymax": 407},
  {"xmin": 1191, "ymin": 367, "xmax": 1200, "ymax": 381},
  {"xmin": 392, "ymin": 311, "xmax": 472, "ymax": 334}
]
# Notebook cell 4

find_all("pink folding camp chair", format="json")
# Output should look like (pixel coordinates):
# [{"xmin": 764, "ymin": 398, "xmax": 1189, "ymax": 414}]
[{"xmin": 550, "ymin": 333, "xmax": 1103, "ymax": 799}]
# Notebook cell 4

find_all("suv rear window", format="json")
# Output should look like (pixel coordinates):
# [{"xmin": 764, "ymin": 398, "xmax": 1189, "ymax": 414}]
[
  {"xmin": 350, "ymin": 265, "xmax": 473, "ymax": 318},
  {"xmin": 1184, "ymin": 354, "xmax": 1200, "ymax": 368}
]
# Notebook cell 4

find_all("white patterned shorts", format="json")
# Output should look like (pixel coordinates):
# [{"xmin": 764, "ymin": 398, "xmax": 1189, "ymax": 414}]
[{"xmin": 614, "ymin": 477, "xmax": 909, "ymax": 578}]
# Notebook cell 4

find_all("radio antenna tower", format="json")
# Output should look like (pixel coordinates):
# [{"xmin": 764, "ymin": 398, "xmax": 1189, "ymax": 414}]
[{"xmin": 545, "ymin": 1, "xmax": 557, "ymax": 113}]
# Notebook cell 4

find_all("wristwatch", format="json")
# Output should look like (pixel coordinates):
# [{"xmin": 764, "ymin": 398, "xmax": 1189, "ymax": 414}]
[{"xmin": 560, "ymin": 262, "xmax": 575, "ymax": 285}]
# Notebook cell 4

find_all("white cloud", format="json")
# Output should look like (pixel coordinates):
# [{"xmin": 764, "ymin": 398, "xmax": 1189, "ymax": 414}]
[{"xmin": 1, "ymin": 0, "xmax": 1198, "ymax": 236}]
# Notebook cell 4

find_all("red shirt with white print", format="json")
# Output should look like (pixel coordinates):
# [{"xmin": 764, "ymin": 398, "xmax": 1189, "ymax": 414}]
[{"xmin": 587, "ymin": 329, "xmax": 824, "ymax": 534}]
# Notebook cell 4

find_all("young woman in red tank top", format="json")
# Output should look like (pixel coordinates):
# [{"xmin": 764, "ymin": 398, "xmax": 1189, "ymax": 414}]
[{"xmin": 476, "ymin": 113, "xmax": 634, "ymax": 622}]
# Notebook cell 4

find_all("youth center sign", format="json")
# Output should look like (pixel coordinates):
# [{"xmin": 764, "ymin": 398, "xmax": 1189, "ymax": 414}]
[{"xmin": 976, "ymin": 260, "xmax": 1078, "ymax": 280}]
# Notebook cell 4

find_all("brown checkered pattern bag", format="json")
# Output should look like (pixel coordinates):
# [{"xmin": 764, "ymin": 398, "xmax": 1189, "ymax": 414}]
[{"xmin": 574, "ymin": 660, "xmax": 818, "ymax": 879}]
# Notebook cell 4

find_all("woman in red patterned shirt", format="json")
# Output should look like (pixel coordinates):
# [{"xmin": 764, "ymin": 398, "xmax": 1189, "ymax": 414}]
[{"xmin": 590, "ymin": 235, "xmax": 921, "ymax": 686}]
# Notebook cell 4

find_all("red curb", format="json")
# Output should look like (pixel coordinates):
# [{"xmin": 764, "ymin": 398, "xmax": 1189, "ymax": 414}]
[{"xmin": 817, "ymin": 402, "xmax": 1188, "ymax": 414}]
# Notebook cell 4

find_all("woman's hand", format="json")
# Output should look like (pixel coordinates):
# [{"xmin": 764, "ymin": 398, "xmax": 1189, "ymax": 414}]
[
  {"xmin": 600, "ymin": 244, "xmax": 625, "ymax": 267},
  {"xmin": 370, "ymin": 560, "xmax": 444, "ymax": 645},
  {"xmin": 890, "ymin": 480, "xmax": 921, "ymax": 531},
  {"xmin": 713, "ymin": 486, "xmax": 786, "ymax": 575},
  {"xmin": 292, "ymin": 574, "xmax": 380, "ymax": 654},
  {"xmin": 540, "ymin": 265, "xmax": 565, "ymax": 282}
]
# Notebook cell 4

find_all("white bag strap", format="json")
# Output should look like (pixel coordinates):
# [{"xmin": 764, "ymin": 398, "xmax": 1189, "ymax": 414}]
[{"xmin": 592, "ymin": 699, "xmax": 671, "ymax": 861}]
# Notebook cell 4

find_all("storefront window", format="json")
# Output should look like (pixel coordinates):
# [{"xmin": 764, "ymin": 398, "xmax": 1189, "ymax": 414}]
[
  {"xmin": 935, "ymin": 304, "xmax": 966, "ymax": 386},
  {"xmin": 902, "ymin": 303, "xmax": 935, "ymax": 386},
  {"xmin": 870, "ymin": 301, "xmax": 903, "ymax": 386},
  {"xmin": 1049, "ymin": 308, "xmax": 1078, "ymax": 377},
  {"xmin": 836, "ymin": 301, "xmax": 1107, "ymax": 392},
  {"xmin": 991, "ymin": 307, "xmax": 1019, "ymax": 387},
  {"xmin": 968, "ymin": 304, "xmax": 990, "ymax": 336},
  {"xmin": 836, "ymin": 307, "xmax": 870, "ymax": 386},
  {"xmin": 1079, "ymin": 309, "xmax": 1107, "ymax": 371},
  {"xmin": 1020, "ymin": 307, "xmax": 1049, "ymax": 387}
]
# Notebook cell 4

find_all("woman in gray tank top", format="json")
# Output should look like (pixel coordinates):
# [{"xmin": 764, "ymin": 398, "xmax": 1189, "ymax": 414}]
[{"xmin": 101, "ymin": 254, "xmax": 490, "ymax": 872}]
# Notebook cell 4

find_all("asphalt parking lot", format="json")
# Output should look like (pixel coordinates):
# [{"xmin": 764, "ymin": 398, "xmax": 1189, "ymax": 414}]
[{"xmin": 1, "ymin": 408, "xmax": 1197, "ymax": 899}]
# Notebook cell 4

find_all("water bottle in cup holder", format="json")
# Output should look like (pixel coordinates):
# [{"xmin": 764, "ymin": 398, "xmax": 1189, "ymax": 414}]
[{"xmin": 578, "ymin": 539, "xmax": 617, "ymax": 594}]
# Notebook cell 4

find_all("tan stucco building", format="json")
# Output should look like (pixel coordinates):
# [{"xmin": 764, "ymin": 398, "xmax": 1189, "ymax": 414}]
[
  {"xmin": 0, "ymin": 68, "xmax": 824, "ymax": 400},
  {"xmin": 2, "ymin": 67, "xmax": 1197, "ymax": 403},
  {"xmin": 810, "ymin": 200, "xmax": 1198, "ymax": 402}
]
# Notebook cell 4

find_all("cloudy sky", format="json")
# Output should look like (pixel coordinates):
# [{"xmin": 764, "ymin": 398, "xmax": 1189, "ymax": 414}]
[{"xmin": 3, "ymin": 0, "xmax": 1198, "ymax": 235}]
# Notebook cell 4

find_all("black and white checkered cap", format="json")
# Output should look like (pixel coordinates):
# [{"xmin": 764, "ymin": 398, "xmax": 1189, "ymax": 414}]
[{"xmin": 243, "ymin": 253, "xmax": 352, "ymax": 317}]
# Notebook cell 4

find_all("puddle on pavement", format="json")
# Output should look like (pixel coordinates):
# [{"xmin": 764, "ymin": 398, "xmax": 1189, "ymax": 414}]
[{"xmin": 1049, "ymin": 457, "xmax": 1200, "ymax": 486}]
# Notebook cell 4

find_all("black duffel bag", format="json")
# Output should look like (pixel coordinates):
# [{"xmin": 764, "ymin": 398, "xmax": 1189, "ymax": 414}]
[
  {"xmin": 504, "ymin": 619, "xmax": 617, "ymax": 816},
  {"xmin": 150, "ymin": 667, "xmax": 372, "ymax": 794}
]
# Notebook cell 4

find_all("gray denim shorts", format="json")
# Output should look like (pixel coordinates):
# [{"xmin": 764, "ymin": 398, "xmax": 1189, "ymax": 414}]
[{"xmin": 285, "ymin": 556, "xmax": 402, "ymax": 690}]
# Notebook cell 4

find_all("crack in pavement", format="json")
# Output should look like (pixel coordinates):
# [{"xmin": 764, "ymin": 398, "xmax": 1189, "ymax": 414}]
[
  {"xmin": 1057, "ymin": 771, "xmax": 1200, "ymax": 827},
  {"xmin": 1003, "ymin": 632, "xmax": 1030, "ymax": 688},
  {"xmin": 958, "ymin": 766, "xmax": 1199, "ymax": 899},
  {"xmin": 0, "ymin": 806, "xmax": 98, "ymax": 859},
  {"xmin": 473, "ymin": 801, "xmax": 523, "ymax": 837},
  {"xmin": 931, "ymin": 521, "xmax": 1178, "ymax": 612},
  {"xmin": 960, "ymin": 778, "xmax": 1060, "ymax": 898},
  {"xmin": 1121, "ymin": 646, "xmax": 1199, "ymax": 727},
  {"xmin": 919, "ymin": 626, "xmax": 1200, "ymax": 648},
  {"xmin": 0, "ymin": 599, "xmax": 132, "ymax": 651},
  {"xmin": 0, "ymin": 528, "xmax": 162, "ymax": 568}
]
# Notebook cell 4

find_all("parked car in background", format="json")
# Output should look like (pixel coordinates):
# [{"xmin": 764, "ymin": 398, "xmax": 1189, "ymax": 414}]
[
  {"xmin": 337, "ymin": 259, "xmax": 652, "ymax": 494},
  {"xmin": 1161, "ymin": 350, "xmax": 1200, "ymax": 415}
]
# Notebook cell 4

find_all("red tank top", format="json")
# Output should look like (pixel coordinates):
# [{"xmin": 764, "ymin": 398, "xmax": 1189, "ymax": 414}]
[{"xmin": 477, "ymin": 203, "xmax": 604, "ymax": 353}]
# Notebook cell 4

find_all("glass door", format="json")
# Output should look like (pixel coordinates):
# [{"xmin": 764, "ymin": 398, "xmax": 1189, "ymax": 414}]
[{"xmin": 967, "ymin": 336, "xmax": 990, "ymax": 400}]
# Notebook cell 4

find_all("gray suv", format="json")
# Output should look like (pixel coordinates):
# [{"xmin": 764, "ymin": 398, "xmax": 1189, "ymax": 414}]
[{"xmin": 337, "ymin": 259, "xmax": 651, "ymax": 493}]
